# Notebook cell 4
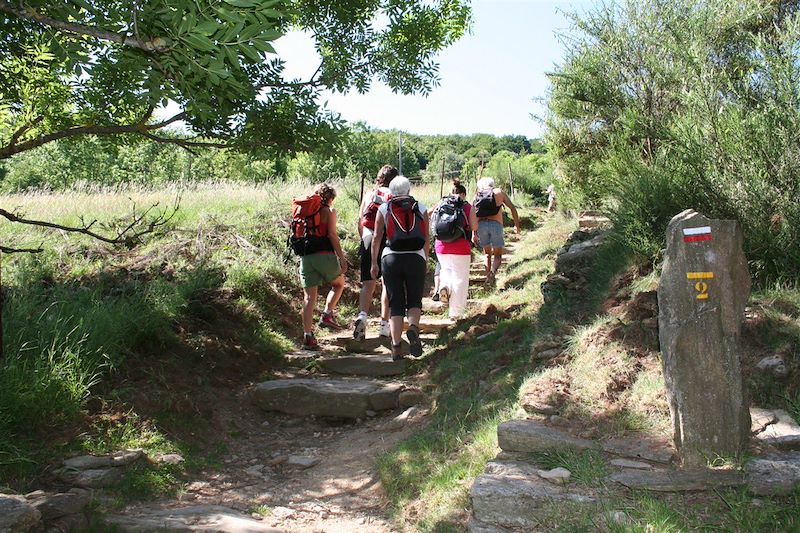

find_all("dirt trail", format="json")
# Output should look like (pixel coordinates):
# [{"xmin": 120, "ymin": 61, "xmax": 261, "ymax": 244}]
[{"xmin": 103, "ymin": 237, "xmax": 521, "ymax": 532}]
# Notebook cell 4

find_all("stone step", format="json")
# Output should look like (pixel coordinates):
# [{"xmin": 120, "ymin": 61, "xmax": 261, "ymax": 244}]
[
  {"xmin": 251, "ymin": 378, "xmax": 409, "ymax": 419},
  {"xmin": 319, "ymin": 354, "xmax": 406, "ymax": 377},
  {"xmin": 102, "ymin": 505, "xmax": 282, "ymax": 532},
  {"xmin": 322, "ymin": 333, "xmax": 437, "ymax": 353},
  {"xmin": 417, "ymin": 317, "xmax": 453, "ymax": 334},
  {"xmin": 470, "ymin": 459, "xmax": 594, "ymax": 531},
  {"xmin": 497, "ymin": 420, "xmax": 598, "ymax": 453}
]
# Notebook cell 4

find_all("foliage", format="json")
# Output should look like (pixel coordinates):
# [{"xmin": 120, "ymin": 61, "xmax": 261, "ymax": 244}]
[
  {"xmin": 546, "ymin": 0, "xmax": 800, "ymax": 283},
  {"xmin": 0, "ymin": 0, "xmax": 471, "ymax": 159}
]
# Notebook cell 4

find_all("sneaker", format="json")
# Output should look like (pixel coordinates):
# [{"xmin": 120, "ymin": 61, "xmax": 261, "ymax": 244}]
[
  {"xmin": 319, "ymin": 311, "xmax": 343, "ymax": 330},
  {"xmin": 439, "ymin": 287, "xmax": 450, "ymax": 304},
  {"xmin": 353, "ymin": 315, "xmax": 367, "ymax": 341},
  {"xmin": 406, "ymin": 324, "xmax": 423, "ymax": 357},
  {"xmin": 391, "ymin": 344, "xmax": 404, "ymax": 362},
  {"xmin": 302, "ymin": 333, "xmax": 319, "ymax": 351},
  {"xmin": 484, "ymin": 271, "xmax": 496, "ymax": 290},
  {"xmin": 378, "ymin": 320, "xmax": 390, "ymax": 338},
  {"xmin": 431, "ymin": 292, "xmax": 440, "ymax": 302}
]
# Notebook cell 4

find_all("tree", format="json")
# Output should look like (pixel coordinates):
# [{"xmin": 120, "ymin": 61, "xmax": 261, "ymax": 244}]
[{"xmin": 0, "ymin": 0, "xmax": 471, "ymax": 160}]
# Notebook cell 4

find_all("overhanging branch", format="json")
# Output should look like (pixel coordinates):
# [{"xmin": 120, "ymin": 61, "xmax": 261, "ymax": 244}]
[{"xmin": 0, "ymin": 0, "xmax": 168, "ymax": 52}]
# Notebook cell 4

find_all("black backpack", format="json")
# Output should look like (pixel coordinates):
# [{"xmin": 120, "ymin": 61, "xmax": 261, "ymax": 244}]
[
  {"xmin": 432, "ymin": 195, "xmax": 467, "ymax": 243},
  {"xmin": 474, "ymin": 188, "xmax": 501, "ymax": 217}
]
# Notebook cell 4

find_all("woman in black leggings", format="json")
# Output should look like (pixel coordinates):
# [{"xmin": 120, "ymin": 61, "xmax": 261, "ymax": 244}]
[{"xmin": 370, "ymin": 176, "xmax": 430, "ymax": 360}]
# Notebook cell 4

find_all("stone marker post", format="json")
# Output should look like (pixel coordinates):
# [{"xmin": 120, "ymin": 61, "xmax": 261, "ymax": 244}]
[{"xmin": 658, "ymin": 209, "xmax": 751, "ymax": 468}]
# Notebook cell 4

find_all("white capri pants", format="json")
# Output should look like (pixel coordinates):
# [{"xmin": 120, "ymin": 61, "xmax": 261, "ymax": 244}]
[{"xmin": 438, "ymin": 253, "xmax": 472, "ymax": 318}]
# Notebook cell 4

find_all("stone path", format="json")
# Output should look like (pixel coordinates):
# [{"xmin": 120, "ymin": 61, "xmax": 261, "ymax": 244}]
[{"xmin": 95, "ymin": 237, "xmax": 523, "ymax": 532}]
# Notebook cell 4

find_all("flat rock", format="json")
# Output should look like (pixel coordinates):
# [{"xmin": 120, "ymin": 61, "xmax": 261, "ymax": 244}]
[
  {"xmin": 286, "ymin": 455, "xmax": 320, "ymax": 469},
  {"xmin": 417, "ymin": 318, "xmax": 452, "ymax": 334},
  {"xmin": 471, "ymin": 460, "xmax": 594, "ymax": 529},
  {"xmin": 0, "ymin": 494, "xmax": 41, "ymax": 532},
  {"xmin": 537, "ymin": 467, "xmax": 571, "ymax": 485},
  {"xmin": 102, "ymin": 505, "xmax": 284, "ymax": 532},
  {"xmin": 602, "ymin": 436, "xmax": 675, "ymax": 464},
  {"xmin": 57, "ymin": 466, "xmax": 124, "ymax": 488},
  {"xmin": 751, "ymin": 407, "xmax": 778, "ymax": 434},
  {"xmin": 29, "ymin": 490, "xmax": 90, "ymax": 520},
  {"xmin": 754, "ymin": 409, "xmax": 800, "ymax": 450},
  {"xmin": 497, "ymin": 420, "xmax": 598, "ymax": 453},
  {"xmin": 578, "ymin": 216, "xmax": 611, "ymax": 229},
  {"xmin": 610, "ymin": 459, "xmax": 653, "ymax": 470},
  {"xmin": 251, "ymin": 378, "xmax": 404, "ymax": 419},
  {"xmin": 319, "ymin": 354, "xmax": 406, "ymax": 377},
  {"xmin": 746, "ymin": 452, "xmax": 800, "ymax": 495},
  {"xmin": 282, "ymin": 351, "xmax": 321, "ymax": 367},
  {"xmin": 610, "ymin": 469, "xmax": 745, "ymax": 491},
  {"xmin": 398, "ymin": 388, "xmax": 426, "ymax": 408},
  {"xmin": 62, "ymin": 449, "xmax": 143, "ymax": 470},
  {"xmin": 755, "ymin": 355, "xmax": 788, "ymax": 377}
]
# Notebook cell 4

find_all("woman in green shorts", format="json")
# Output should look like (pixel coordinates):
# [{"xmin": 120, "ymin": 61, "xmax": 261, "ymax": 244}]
[{"xmin": 300, "ymin": 183, "xmax": 349, "ymax": 349}]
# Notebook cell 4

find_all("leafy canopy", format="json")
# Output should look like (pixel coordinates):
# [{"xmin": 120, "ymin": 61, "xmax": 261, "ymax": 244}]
[{"xmin": 0, "ymin": 0, "xmax": 471, "ymax": 160}]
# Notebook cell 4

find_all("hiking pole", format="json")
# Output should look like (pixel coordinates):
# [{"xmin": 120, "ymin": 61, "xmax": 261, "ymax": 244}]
[
  {"xmin": 359, "ymin": 170, "xmax": 366, "ymax": 206},
  {"xmin": 439, "ymin": 159, "xmax": 445, "ymax": 198}
]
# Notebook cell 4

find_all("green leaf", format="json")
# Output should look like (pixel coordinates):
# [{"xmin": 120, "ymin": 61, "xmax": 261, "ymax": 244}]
[
  {"xmin": 223, "ymin": 0, "xmax": 257, "ymax": 7},
  {"xmin": 195, "ymin": 20, "xmax": 219, "ymax": 37},
  {"xmin": 184, "ymin": 34, "xmax": 215, "ymax": 52},
  {"xmin": 238, "ymin": 43, "xmax": 261, "ymax": 63},
  {"xmin": 252, "ymin": 39, "xmax": 276, "ymax": 54}
]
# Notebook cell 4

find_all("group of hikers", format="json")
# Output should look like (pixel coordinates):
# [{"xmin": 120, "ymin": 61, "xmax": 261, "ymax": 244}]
[{"xmin": 289, "ymin": 165, "xmax": 519, "ymax": 360}]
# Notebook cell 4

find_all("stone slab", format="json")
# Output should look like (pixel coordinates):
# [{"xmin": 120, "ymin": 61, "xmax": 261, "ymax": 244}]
[
  {"xmin": 319, "ymin": 354, "xmax": 406, "ymax": 377},
  {"xmin": 754, "ymin": 409, "xmax": 800, "ymax": 450},
  {"xmin": 29, "ymin": 490, "xmax": 90, "ymax": 520},
  {"xmin": 610, "ymin": 459, "xmax": 653, "ymax": 470},
  {"xmin": 497, "ymin": 420, "xmax": 598, "ymax": 453},
  {"xmin": 610, "ymin": 469, "xmax": 745, "ymax": 492},
  {"xmin": 602, "ymin": 436, "xmax": 675, "ymax": 464},
  {"xmin": 471, "ymin": 460, "xmax": 594, "ymax": 530},
  {"xmin": 251, "ymin": 378, "xmax": 404, "ymax": 419},
  {"xmin": 751, "ymin": 407, "xmax": 778, "ymax": 434},
  {"xmin": 103, "ymin": 505, "xmax": 284, "ymax": 532},
  {"xmin": 0, "ymin": 494, "xmax": 41, "ymax": 533},
  {"xmin": 746, "ymin": 452, "xmax": 800, "ymax": 495}
]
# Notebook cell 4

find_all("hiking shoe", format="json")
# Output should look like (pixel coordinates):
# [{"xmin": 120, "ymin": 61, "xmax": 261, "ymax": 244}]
[
  {"xmin": 353, "ymin": 315, "xmax": 367, "ymax": 341},
  {"xmin": 431, "ymin": 292, "xmax": 440, "ymax": 302},
  {"xmin": 319, "ymin": 311, "xmax": 343, "ymax": 330},
  {"xmin": 484, "ymin": 271, "xmax": 496, "ymax": 289},
  {"xmin": 406, "ymin": 324, "xmax": 423, "ymax": 357},
  {"xmin": 439, "ymin": 287, "xmax": 450, "ymax": 304},
  {"xmin": 302, "ymin": 333, "xmax": 319, "ymax": 351},
  {"xmin": 391, "ymin": 344, "xmax": 404, "ymax": 362},
  {"xmin": 379, "ymin": 320, "xmax": 390, "ymax": 338}
]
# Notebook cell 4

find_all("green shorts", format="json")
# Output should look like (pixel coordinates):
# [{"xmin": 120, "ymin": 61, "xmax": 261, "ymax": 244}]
[{"xmin": 299, "ymin": 253, "xmax": 341, "ymax": 288}]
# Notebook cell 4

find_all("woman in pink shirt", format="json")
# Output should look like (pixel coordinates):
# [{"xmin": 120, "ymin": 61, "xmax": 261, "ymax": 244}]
[{"xmin": 430, "ymin": 180, "xmax": 479, "ymax": 319}]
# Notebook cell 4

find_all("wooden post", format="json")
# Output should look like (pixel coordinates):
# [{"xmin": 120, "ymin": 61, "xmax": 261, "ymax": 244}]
[
  {"xmin": 1, "ymin": 250, "xmax": 3, "ymax": 361},
  {"xmin": 439, "ymin": 158, "xmax": 446, "ymax": 198},
  {"xmin": 507, "ymin": 162, "xmax": 515, "ymax": 199}
]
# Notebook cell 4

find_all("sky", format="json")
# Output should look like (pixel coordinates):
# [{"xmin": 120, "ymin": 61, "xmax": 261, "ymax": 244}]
[{"xmin": 274, "ymin": 0, "xmax": 597, "ymax": 139}]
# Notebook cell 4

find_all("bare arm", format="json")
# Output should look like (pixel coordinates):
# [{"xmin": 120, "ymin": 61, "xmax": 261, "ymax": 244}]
[
  {"xmin": 370, "ymin": 210, "xmax": 385, "ymax": 279},
  {"xmin": 357, "ymin": 196, "xmax": 369, "ymax": 237},
  {"xmin": 498, "ymin": 189, "xmax": 520, "ymax": 233},
  {"xmin": 328, "ymin": 209, "xmax": 348, "ymax": 274}
]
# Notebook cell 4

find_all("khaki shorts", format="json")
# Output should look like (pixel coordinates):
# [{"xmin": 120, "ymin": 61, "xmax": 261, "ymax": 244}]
[{"xmin": 299, "ymin": 253, "xmax": 341, "ymax": 288}]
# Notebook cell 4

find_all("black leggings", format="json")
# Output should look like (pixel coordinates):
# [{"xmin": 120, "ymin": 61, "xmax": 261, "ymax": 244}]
[{"xmin": 381, "ymin": 253, "xmax": 426, "ymax": 317}]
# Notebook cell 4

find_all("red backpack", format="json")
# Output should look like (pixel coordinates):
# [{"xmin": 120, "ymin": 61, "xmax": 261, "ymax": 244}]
[
  {"xmin": 385, "ymin": 196, "xmax": 427, "ymax": 251},
  {"xmin": 288, "ymin": 194, "xmax": 333, "ymax": 256},
  {"xmin": 361, "ymin": 187, "xmax": 393, "ymax": 230}
]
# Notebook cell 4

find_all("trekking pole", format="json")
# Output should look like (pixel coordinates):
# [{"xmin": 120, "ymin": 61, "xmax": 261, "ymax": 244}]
[
  {"xmin": 439, "ymin": 158, "xmax": 445, "ymax": 198},
  {"xmin": 359, "ymin": 170, "xmax": 366, "ymax": 205}
]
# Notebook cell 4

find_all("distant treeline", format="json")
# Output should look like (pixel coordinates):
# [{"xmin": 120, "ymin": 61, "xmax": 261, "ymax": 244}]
[
  {"xmin": 547, "ymin": 0, "xmax": 800, "ymax": 284},
  {"xmin": 0, "ymin": 122, "xmax": 551, "ymax": 198}
]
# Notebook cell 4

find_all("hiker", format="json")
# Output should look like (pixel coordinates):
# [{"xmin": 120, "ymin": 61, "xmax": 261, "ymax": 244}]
[
  {"xmin": 291, "ymin": 183, "xmax": 348, "ymax": 350},
  {"xmin": 473, "ymin": 176, "xmax": 520, "ymax": 287},
  {"xmin": 353, "ymin": 165, "xmax": 397, "ymax": 341},
  {"xmin": 429, "ymin": 179, "xmax": 478, "ymax": 319},
  {"xmin": 370, "ymin": 176, "xmax": 429, "ymax": 360},
  {"xmin": 547, "ymin": 183, "xmax": 557, "ymax": 212}
]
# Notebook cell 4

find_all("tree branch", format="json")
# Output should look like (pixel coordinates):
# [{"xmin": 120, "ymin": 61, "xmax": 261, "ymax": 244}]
[
  {"xmin": 0, "ymin": 198, "xmax": 179, "ymax": 249},
  {"xmin": 0, "ymin": 0, "xmax": 168, "ymax": 52},
  {"xmin": 0, "ymin": 244, "xmax": 44, "ymax": 254},
  {"xmin": 0, "ymin": 111, "xmax": 190, "ymax": 159}
]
